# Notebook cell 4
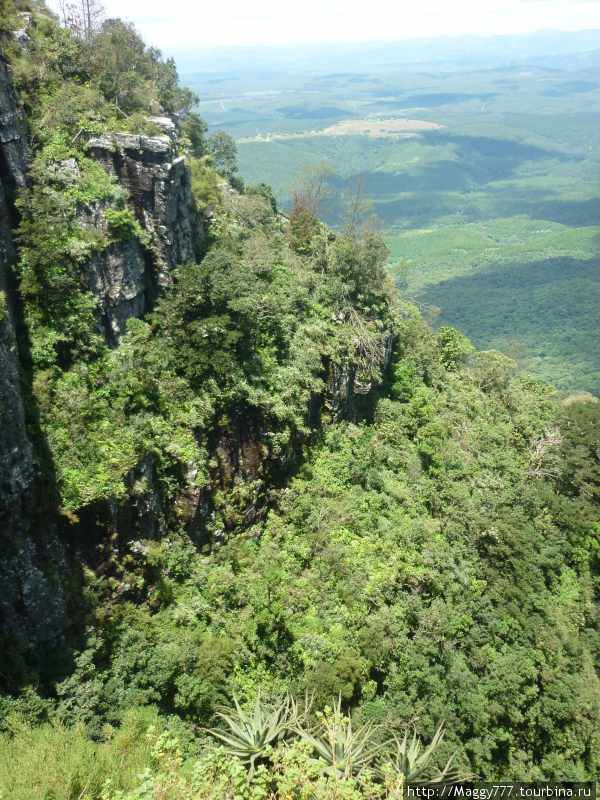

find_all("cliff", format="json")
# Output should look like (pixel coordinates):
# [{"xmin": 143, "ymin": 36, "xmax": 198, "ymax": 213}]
[
  {"xmin": 0, "ymin": 53, "xmax": 207, "ymax": 671},
  {"xmin": 86, "ymin": 131, "xmax": 204, "ymax": 342},
  {"xmin": 1, "ymin": 6, "xmax": 599, "ymax": 789},
  {"xmin": 0, "ymin": 15, "xmax": 394, "ymax": 682},
  {"xmin": 0, "ymin": 55, "xmax": 69, "ymax": 672},
  {"xmin": 0, "ymin": 54, "xmax": 33, "ymax": 538}
]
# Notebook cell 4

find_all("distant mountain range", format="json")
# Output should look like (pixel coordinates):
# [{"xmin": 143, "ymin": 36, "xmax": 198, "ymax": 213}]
[{"xmin": 176, "ymin": 29, "xmax": 600, "ymax": 75}]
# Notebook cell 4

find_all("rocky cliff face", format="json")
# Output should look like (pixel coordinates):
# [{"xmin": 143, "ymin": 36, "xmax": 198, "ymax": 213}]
[
  {"xmin": 0, "ymin": 56, "xmax": 68, "ymax": 671},
  {"xmin": 0, "ymin": 44, "xmax": 390, "ymax": 664},
  {"xmin": 88, "ymin": 132, "xmax": 202, "ymax": 272},
  {"xmin": 0, "ymin": 55, "xmax": 33, "ymax": 537},
  {"xmin": 0, "ymin": 58, "xmax": 208, "ymax": 672},
  {"xmin": 86, "ymin": 237, "xmax": 150, "ymax": 343},
  {"xmin": 86, "ymin": 131, "xmax": 204, "ymax": 341}
]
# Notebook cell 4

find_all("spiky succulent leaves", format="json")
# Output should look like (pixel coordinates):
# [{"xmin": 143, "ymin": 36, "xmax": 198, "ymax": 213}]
[
  {"xmin": 296, "ymin": 697, "xmax": 382, "ymax": 779},
  {"xmin": 391, "ymin": 722, "xmax": 465, "ymax": 783},
  {"xmin": 207, "ymin": 695, "xmax": 296, "ymax": 772}
]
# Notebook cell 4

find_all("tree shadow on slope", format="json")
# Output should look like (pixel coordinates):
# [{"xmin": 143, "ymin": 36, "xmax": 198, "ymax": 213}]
[
  {"xmin": 486, "ymin": 190, "xmax": 600, "ymax": 227},
  {"xmin": 372, "ymin": 185, "xmax": 600, "ymax": 230},
  {"xmin": 416, "ymin": 255, "xmax": 600, "ymax": 393},
  {"xmin": 331, "ymin": 133, "xmax": 577, "ymax": 201}
]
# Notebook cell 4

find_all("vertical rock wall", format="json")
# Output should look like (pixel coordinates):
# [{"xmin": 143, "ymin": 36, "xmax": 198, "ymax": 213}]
[
  {"xmin": 0, "ymin": 57, "xmax": 67, "ymax": 673},
  {"xmin": 0, "ymin": 55, "xmax": 33, "ymax": 537},
  {"xmin": 86, "ymin": 132, "xmax": 205, "ymax": 341}
]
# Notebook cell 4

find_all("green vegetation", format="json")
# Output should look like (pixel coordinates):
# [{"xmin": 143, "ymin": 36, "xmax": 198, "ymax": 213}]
[
  {"xmin": 17, "ymin": 146, "xmax": 117, "ymax": 369},
  {"xmin": 0, "ymin": 708, "xmax": 158, "ymax": 800},
  {"xmin": 387, "ymin": 219, "xmax": 600, "ymax": 391},
  {"xmin": 0, "ymin": 290, "xmax": 8, "ymax": 323},
  {"xmin": 0, "ymin": 3, "xmax": 599, "ymax": 799},
  {"xmin": 207, "ymin": 695, "xmax": 300, "ymax": 771},
  {"xmin": 207, "ymin": 130, "xmax": 242, "ymax": 187},
  {"xmin": 296, "ymin": 699, "xmax": 383, "ymax": 780},
  {"xmin": 5, "ymin": 0, "xmax": 201, "ymax": 371},
  {"xmin": 0, "ymin": 703, "xmax": 462, "ymax": 799}
]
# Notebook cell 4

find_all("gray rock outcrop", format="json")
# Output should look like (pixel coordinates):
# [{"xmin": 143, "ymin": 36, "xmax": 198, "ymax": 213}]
[
  {"xmin": 86, "ymin": 235, "xmax": 151, "ymax": 343},
  {"xmin": 71, "ymin": 131, "xmax": 205, "ymax": 343},
  {"xmin": 88, "ymin": 132, "xmax": 203, "ymax": 277}
]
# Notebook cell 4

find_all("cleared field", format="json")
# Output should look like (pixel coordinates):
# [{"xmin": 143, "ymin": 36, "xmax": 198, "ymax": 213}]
[
  {"xmin": 324, "ymin": 117, "xmax": 444, "ymax": 136},
  {"xmin": 238, "ymin": 117, "xmax": 443, "ymax": 143}
]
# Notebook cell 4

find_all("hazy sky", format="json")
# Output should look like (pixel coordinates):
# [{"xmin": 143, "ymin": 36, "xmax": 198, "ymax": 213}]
[{"xmin": 46, "ymin": 0, "xmax": 600, "ymax": 51}]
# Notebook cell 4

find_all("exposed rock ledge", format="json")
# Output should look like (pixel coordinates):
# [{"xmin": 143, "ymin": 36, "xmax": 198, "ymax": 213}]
[
  {"xmin": 0, "ymin": 56, "xmax": 33, "ymax": 534},
  {"xmin": 81, "ymin": 132, "xmax": 205, "ymax": 342},
  {"xmin": 88, "ymin": 132, "xmax": 203, "ymax": 279}
]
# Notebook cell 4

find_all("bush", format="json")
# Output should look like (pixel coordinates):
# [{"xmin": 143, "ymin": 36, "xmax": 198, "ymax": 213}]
[{"xmin": 105, "ymin": 208, "xmax": 142, "ymax": 242}]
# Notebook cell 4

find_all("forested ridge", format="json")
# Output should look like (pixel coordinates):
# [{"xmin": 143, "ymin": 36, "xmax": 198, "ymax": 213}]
[{"xmin": 0, "ymin": 3, "xmax": 598, "ymax": 798}]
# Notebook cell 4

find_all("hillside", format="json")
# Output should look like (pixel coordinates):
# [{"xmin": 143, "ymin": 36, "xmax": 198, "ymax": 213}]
[
  {"xmin": 186, "ymin": 44, "xmax": 600, "ymax": 395},
  {"xmin": 0, "ymin": 4, "xmax": 598, "ymax": 798}
]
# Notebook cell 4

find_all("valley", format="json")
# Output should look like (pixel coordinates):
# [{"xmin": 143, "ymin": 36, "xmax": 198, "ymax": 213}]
[
  {"xmin": 184, "ymin": 43, "xmax": 600, "ymax": 394},
  {"xmin": 1, "ymin": 7, "xmax": 599, "ymax": 793}
]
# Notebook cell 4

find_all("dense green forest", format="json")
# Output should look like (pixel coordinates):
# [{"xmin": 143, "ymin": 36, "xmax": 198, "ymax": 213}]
[{"xmin": 0, "ymin": 3, "xmax": 598, "ymax": 799}]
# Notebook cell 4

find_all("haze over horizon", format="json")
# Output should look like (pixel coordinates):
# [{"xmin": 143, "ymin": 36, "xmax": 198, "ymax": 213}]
[{"xmin": 45, "ymin": 0, "xmax": 600, "ymax": 54}]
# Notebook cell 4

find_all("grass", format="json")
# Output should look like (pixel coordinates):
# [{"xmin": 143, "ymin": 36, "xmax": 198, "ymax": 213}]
[{"xmin": 0, "ymin": 708, "xmax": 157, "ymax": 800}]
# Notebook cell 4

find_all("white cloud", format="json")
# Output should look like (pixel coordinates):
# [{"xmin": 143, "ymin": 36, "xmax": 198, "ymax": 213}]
[{"xmin": 45, "ymin": 0, "xmax": 600, "ymax": 51}]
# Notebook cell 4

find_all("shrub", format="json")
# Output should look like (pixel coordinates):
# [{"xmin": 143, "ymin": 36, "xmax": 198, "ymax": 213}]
[
  {"xmin": 105, "ymin": 208, "xmax": 142, "ymax": 242},
  {"xmin": 207, "ymin": 695, "xmax": 299, "ymax": 773},
  {"xmin": 297, "ymin": 698, "xmax": 382, "ymax": 780}
]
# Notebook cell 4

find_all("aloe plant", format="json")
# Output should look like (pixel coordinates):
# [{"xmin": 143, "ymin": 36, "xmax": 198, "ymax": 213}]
[
  {"xmin": 296, "ymin": 697, "xmax": 382, "ymax": 780},
  {"xmin": 206, "ymin": 694, "xmax": 298, "ymax": 772},
  {"xmin": 389, "ymin": 721, "xmax": 465, "ymax": 783}
]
